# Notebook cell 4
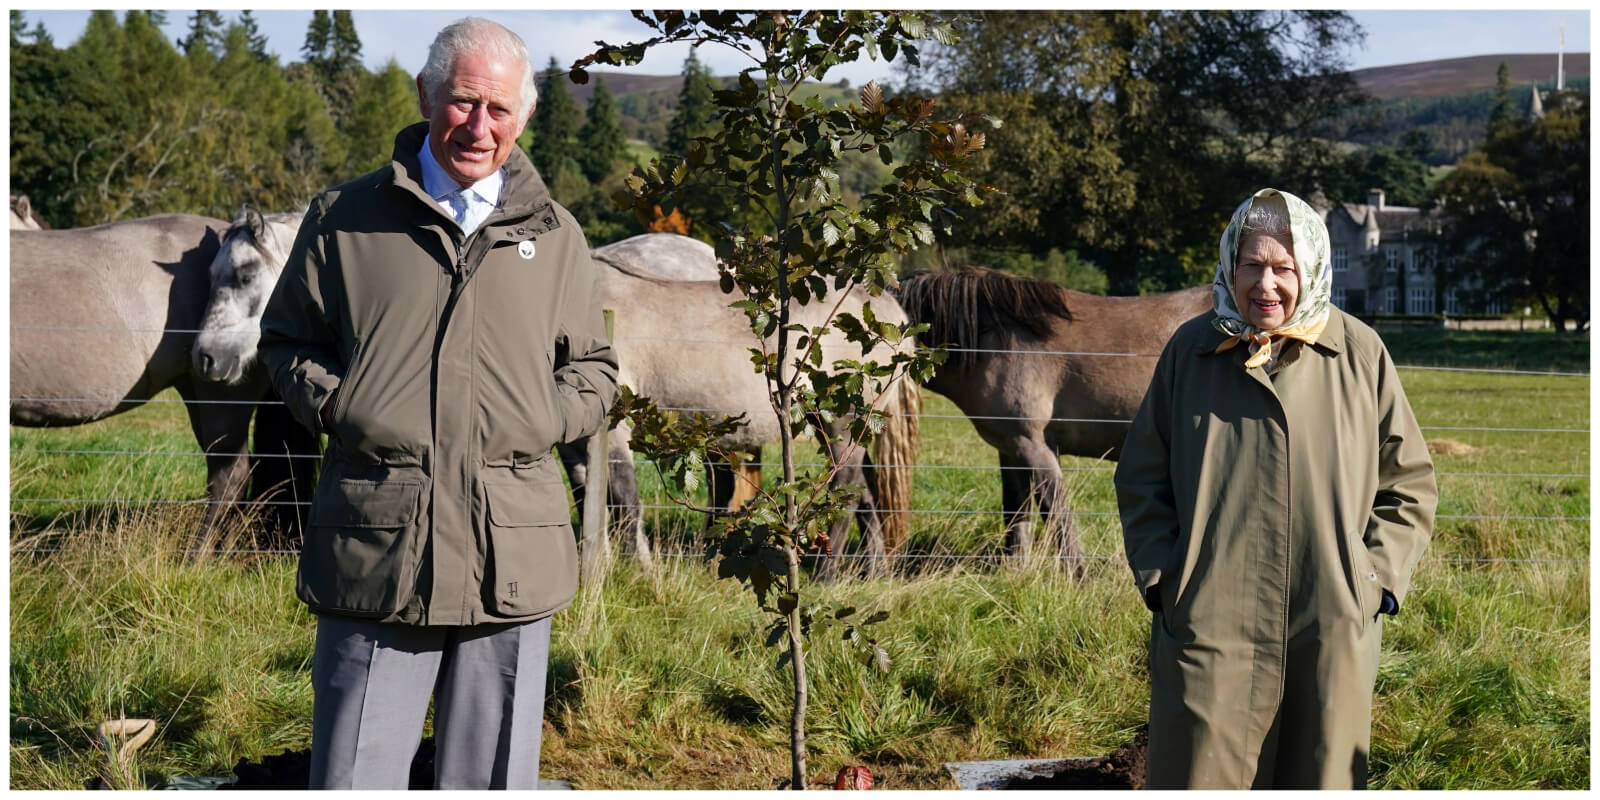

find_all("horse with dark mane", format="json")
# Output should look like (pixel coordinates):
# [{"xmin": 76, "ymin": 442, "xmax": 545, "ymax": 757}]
[{"xmin": 895, "ymin": 267, "xmax": 1211, "ymax": 566}]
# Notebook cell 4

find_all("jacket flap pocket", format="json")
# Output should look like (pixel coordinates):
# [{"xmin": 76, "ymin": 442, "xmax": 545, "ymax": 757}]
[
  {"xmin": 311, "ymin": 479, "xmax": 423, "ymax": 528},
  {"xmin": 485, "ymin": 479, "xmax": 572, "ymax": 527}
]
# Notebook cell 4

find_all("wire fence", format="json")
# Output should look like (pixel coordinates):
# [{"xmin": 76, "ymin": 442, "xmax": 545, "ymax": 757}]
[{"xmin": 12, "ymin": 328, "xmax": 1589, "ymax": 570}]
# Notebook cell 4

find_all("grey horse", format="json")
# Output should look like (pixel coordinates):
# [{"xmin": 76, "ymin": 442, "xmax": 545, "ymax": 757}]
[
  {"xmin": 10, "ymin": 213, "xmax": 265, "ymax": 541},
  {"xmin": 190, "ymin": 206, "xmax": 320, "ymax": 541},
  {"xmin": 895, "ymin": 268, "xmax": 1211, "ymax": 566},
  {"xmin": 565, "ymin": 234, "xmax": 921, "ymax": 577}
]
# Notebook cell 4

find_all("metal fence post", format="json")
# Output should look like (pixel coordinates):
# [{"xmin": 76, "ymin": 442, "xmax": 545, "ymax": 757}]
[{"xmin": 580, "ymin": 309, "xmax": 615, "ymax": 584}]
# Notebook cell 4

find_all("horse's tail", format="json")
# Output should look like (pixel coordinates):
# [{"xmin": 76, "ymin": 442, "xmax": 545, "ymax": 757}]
[
  {"xmin": 871, "ymin": 375, "xmax": 920, "ymax": 554},
  {"xmin": 895, "ymin": 268, "xmax": 1072, "ymax": 373}
]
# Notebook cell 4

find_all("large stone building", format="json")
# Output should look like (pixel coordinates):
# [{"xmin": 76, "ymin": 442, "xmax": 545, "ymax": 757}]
[{"xmin": 1312, "ymin": 188, "xmax": 1496, "ymax": 316}]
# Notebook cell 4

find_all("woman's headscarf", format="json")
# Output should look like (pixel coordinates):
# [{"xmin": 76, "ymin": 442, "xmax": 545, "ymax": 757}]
[{"xmin": 1211, "ymin": 187, "xmax": 1334, "ymax": 369}]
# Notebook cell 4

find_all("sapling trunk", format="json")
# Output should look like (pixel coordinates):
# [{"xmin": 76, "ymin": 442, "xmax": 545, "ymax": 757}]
[{"xmin": 770, "ymin": 88, "xmax": 807, "ymax": 790}]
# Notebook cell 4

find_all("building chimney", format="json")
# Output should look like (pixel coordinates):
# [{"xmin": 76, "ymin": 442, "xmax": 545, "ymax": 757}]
[{"xmin": 1367, "ymin": 188, "xmax": 1385, "ymax": 210}]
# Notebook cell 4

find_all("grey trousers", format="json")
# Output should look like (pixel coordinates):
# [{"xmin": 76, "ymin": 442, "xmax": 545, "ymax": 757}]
[{"xmin": 309, "ymin": 614, "xmax": 553, "ymax": 790}]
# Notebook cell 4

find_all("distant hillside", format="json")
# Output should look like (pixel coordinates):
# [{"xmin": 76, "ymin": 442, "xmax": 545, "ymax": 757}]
[{"xmin": 1352, "ymin": 53, "xmax": 1589, "ymax": 98}]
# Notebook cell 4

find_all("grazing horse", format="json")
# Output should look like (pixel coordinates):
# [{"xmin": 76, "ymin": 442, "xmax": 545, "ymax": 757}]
[
  {"xmin": 895, "ymin": 268, "xmax": 1211, "ymax": 565},
  {"xmin": 191, "ymin": 206, "xmax": 320, "ymax": 542},
  {"xmin": 9, "ymin": 213, "xmax": 265, "ymax": 541},
  {"xmin": 10, "ymin": 194, "xmax": 46, "ymax": 229},
  {"xmin": 569, "ymin": 236, "xmax": 921, "ymax": 577}
]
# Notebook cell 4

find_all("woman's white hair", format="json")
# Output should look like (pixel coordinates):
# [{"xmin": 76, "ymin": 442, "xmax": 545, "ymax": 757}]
[
  {"xmin": 418, "ymin": 17, "xmax": 539, "ymax": 120},
  {"xmin": 1241, "ymin": 192, "xmax": 1292, "ymax": 242}
]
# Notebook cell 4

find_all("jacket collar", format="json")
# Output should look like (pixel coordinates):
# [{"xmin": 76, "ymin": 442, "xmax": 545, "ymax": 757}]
[
  {"xmin": 387, "ymin": 122, "xmax": 560, "ymax": 234},
  {"xmin": 1194, "ymin": 308, "xmax": 1345, "ymax": 357}
]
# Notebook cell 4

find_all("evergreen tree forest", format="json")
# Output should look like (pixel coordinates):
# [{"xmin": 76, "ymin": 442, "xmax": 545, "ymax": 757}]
[{"xmin": 10, "ymin": 10, "xmax": 1587, "ymax": 305}]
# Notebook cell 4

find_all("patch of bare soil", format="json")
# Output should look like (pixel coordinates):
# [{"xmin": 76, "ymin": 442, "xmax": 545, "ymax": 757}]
[
  {"xmin": 1003, "ymin": 728, "xmax": 1147, "ymax": 790},
  {"xmin": 1428, "ymin": 439, "xmax": 1481, "ymax": 456}
]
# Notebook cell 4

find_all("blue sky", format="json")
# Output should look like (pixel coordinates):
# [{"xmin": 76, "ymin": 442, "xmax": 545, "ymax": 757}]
[{"xmin": 17, "ymin": 9, "xmax": 1591, "ymax": 88}]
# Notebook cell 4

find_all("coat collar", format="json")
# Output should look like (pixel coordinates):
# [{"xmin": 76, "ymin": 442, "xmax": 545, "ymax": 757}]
[
  {"xmin": 386, "ymin": 122, "xmax": 560, "ymax": 235},
  {"xmin": 1194, "ymin": 308, "xmax": 1346, "ymax": 358}
]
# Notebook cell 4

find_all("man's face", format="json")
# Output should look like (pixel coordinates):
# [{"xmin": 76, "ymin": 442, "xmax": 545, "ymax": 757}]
[{"xmin": 419, "ymin": 51, "xmax": 531, "ymax": 186}]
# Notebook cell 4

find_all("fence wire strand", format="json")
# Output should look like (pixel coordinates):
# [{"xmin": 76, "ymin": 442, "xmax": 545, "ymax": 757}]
[
  {"xmin": 10, "ymin": 448, "xmax": 1588, "ymax": 481},
  {"xmin": 12, "ymin": 325, "xmax": 1590, "ymax": 378}
]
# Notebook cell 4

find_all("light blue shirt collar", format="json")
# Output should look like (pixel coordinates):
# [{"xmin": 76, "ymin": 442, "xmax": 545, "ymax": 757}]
[{"xmin": 419, "ymin": 133, "xmax": 502, "ymax": 232}]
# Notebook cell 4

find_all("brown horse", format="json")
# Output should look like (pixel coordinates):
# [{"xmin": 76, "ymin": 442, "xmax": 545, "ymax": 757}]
[{"xmin": 895, "ymin": 268, "xmax": 1211, "ymax": 565}]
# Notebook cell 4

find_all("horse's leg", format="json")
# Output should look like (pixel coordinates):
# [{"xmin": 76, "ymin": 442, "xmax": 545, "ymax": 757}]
[
  {"xmin": 1018, "ymin": 439, "xmax": 1083, "ymax": 579},
  {"xmin": 607, "ymin": 438, "xmax": 651, "ymax": 569},
  {"xmin": 556, "ymin": 439, "xmax": 589, "ymax": 509},
  {"xmin": 249, "ymin": 383, "xmax": 319, "ymax": 550},
  {"xmin": 182, "ymin": 380, "xmax": 254, "ymax": 556},
  {"xmin": 812, "ymin": 420, "xmax": 884, "ymax": 581},
  {"xmin": 998, "ymin": 449, "xmax": 1035, "ymax": 563}
]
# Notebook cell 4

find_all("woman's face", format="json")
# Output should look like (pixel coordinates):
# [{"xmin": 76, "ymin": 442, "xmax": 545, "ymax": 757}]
[{"xmin": 1233, "ymin": 232, "xmax": 1300, "ymax": 330}]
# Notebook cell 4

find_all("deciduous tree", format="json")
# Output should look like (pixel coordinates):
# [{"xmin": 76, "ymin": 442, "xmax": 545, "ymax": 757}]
[
  {"xmin": 575, "ymin": 9, "xmax": 983, "ymax": 788},
  {"xmin": 1433, "ymin": 97, "xmax": 1588, "ymax": 332}
]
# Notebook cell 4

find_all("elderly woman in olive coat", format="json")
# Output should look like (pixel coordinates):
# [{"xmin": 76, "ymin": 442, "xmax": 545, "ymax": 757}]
[{"xmin": 1115, "ymin": 188, "xmax": 1436, "ymax": 789}]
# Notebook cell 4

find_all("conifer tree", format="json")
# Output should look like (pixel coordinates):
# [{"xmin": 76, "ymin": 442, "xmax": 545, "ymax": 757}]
[
  {"xmin": 181, "ymin": 9, "xmax": 224, "ymax": 57},
  {"xmin": 329, "ymin": 10, "xmax": 362, "ymax": 75},
  {"xmin": 663, "ymin": 49, "xmax": 717, "ymax": 157},
  {"xmin": 302, "ymin": 10, "xmax": 331, "ymax": 71},
  {"xmin": 239, "ymin": 10, "xmax": 270, "ymax": 62},
  {"xmin": 1487, "ymin": 61, "xmax": 1517, "ymax": 139},
  {"xmin": 527, "ymin": 56, "xmax": 584, "ymax": 179},
  {"xmin": 577, "ymin": 76, "xmax": 626, "ymax": 182}
]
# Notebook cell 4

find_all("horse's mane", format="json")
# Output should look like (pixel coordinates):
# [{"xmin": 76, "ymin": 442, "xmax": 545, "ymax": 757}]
[{"xmin": 894, "ymin": 267, "xmax": 1072, "ymax": 372}]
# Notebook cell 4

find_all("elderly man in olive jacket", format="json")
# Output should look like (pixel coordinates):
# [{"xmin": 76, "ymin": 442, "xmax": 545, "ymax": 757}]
[
  {"xmin": 258, "ymin": 17, "xmax": 617, "ymax": 790},
  {"xmin": 1116, "ymin": 188, "xmax": 1435, "ymax": 789}
]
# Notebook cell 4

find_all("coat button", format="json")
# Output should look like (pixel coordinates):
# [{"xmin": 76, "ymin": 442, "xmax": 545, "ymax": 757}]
[{"xmin": 1367, "ymin": 572, "xmax": 1377, "ymax": 580}]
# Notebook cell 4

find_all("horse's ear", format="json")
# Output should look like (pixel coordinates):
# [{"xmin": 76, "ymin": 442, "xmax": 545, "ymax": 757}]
[
  {"xmin": 245, "ymin": 205, "xmax": 267, "ymax": 243},
  {"xmin": 14, "ymin": 194, "xmax": 30, "ymax": 218}
]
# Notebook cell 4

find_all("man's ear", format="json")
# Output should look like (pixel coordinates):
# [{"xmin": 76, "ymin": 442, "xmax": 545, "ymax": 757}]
[
  {"xmin": 517, "ymin": 103, "xmax": 536, "ymax": 137},
  {"xmin": 417, "ymin": 75, "xmax": 432, "ymax": 119}
]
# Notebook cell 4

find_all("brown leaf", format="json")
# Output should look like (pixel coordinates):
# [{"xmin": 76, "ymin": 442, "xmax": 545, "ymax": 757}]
[{"xmin": 859, "ymin": 80, "xmax": 883, "ymax": 114}]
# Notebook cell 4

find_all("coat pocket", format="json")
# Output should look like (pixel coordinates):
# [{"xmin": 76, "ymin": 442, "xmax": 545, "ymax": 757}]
[
  {"xmin": 298, "ymin": 477, "xmax": 425, "ymax": 618},
  {"xmin": 482, "ymin": 474, "xmax": 578, "ymax": 617}
]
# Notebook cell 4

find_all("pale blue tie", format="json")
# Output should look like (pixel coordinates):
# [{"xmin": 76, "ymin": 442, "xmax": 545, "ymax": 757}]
[{"xmin": 445, "ymin": 189, "xmax": 468, "ymax": 230}]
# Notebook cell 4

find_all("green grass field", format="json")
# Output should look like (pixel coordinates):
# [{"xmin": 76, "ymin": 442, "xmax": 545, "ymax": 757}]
[{"xmin": 9, "ymin": 329, "xmax": 1589, "ymax": 789}]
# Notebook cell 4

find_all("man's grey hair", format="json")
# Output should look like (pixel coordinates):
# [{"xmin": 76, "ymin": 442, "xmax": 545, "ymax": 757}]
[{"xmin": 418, "ymin": 17, "xmax": 539, "ymax": 120}]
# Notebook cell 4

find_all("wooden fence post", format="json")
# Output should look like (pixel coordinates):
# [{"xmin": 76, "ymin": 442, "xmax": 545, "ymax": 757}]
[{"xmin": 580, "ymin": 309, "xmax": 615, "ymax": 584}]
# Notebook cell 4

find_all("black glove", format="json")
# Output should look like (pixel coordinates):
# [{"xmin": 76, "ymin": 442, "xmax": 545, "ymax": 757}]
[
  {"xmin": 1143, "ymin": 585, "xmax": 1162, "ymax": 613},
  {"xmin": 1377, "ymin": 588, "xmax": 1399, "ymax": 617}
]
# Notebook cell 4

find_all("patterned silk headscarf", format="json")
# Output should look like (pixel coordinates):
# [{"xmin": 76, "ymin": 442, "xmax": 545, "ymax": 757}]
[{"xmin": 1211, "ymin": 188, "xmax": 1334, "ymax": 369}]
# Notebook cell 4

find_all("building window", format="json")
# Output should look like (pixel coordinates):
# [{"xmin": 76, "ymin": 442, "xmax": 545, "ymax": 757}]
[
  {"xmin": 1407, "ymin": 288, "xmax": 1435, "ymax": 314},
  {"xmin": 1332, "ymin": 287, "xmax": 1347, "ymax": 308},
  {"xmin": 1382, "ymin": 287, "xmax": 1398, "ymax": 313},
  {"xmin": 1485, "ymin": 297, "xmax": 1507, "ymax": 314},
  {"xmin": 1385, "ymin": 247, "xmax": 1399, "ymax": 273},
  {"xmin": 1332, "ymin": 246, "xmax": 1348, "ymax": 273},
  {"xmin": 1410, "ymin": 248, "xmax": 1431, "ymax": 276},
  {"xmin": 1445, "ymin": 288, "xmax": 1461, "ymax": 315}
]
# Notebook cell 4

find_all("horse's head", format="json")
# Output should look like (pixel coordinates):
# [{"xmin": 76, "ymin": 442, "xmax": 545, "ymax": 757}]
[
  {"xmin": 193, "ymin": 205, "xmax": 299, "ymax": 384},
  {"xmin": 9, "ymin": 194, "xmax": 42, "ymax": 230}
]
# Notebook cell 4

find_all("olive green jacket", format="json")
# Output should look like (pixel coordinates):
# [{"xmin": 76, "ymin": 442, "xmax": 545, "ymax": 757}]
[
  {"xmin": 259, "ymin": 122, "xmax": 619, "ymax": 625},
  {"xmin": 1115, "ymin": 308, "xmax": 1435, "ymax": 788}
]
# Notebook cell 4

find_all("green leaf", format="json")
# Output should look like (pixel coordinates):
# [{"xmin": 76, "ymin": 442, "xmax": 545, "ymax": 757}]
[{"xmin": 776, "ymin": 592, "xmax": 799, "ymax": 615}]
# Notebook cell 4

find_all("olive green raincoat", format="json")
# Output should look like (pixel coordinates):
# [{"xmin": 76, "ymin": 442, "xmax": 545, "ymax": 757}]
[
  {"xmin": 259, "ymin": 122, "xmax": 619, "ymax": 626},
  {"xmin": 1116, "ymin": 193, "xmax": 1435, "ymax": 789}
]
